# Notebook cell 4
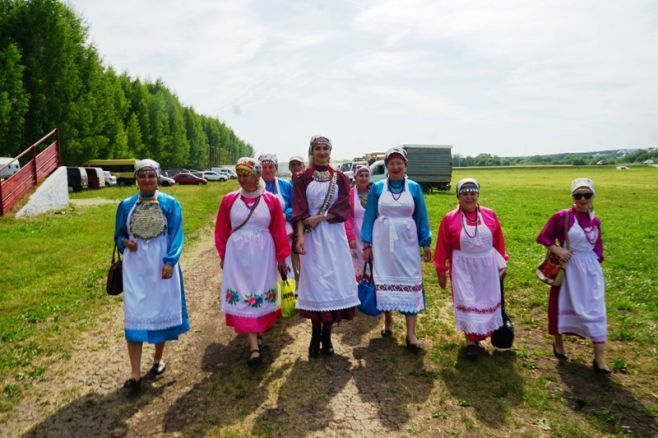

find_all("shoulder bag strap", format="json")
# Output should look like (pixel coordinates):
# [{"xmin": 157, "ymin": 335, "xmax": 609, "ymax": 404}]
[
  {"xmin": 232, "ymin": 195, "xmax": 261, "ymax": 234},
  {"xmin": 112, "ymin": 242, "xmax": 121, "ymax": 263}
]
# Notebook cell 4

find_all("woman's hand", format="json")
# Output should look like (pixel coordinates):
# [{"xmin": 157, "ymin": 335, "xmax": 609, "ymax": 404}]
[
  {"xmin": 362, "ymin": 246, "xmax": 372, "ymax": 262},
  {"xmin": 295, "ymin": 236, "xmax": 306, "ymax": 255},
  {"xmin": 550, "ymin": 245, "xmax": 571, "ymax": 263},
  {"xmin": 220, "ymin": 259, "xmax": 224, "ymax": 269},
  {"xmin": 349, "ymin": 240, "xmax": 356, "ymax": 250},
  {"xmin": 277, "ymin": 263, "xmax": 288, "ymax": 276},
  {"xmin": 124, "ymin": 239, "xmax": 138, "ymax": 252},
  {"xmin": 162, "ymin": 264, "xmax": 173, "ymax": 279},
  {"xmin": 303, "ymin": 214, "xmax": 325, "ymax": 230},
  {"xmin": 423, "ymin": 246, "xmax": 432, "ymax": 262},
  {"xmin": 499, "ymin": 267, "xmax": 507, "ymax": 279},
  {"xmin": 438, "ymin": 273, "xmax": 447, "ymax": 289}
]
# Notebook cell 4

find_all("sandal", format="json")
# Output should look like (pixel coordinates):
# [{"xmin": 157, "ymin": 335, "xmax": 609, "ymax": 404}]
[
  {"xmin": 552, "ymin": 344, "xmax": 568, "ymax": 361},
  {"xmin": 150, "ymin": 361, "xmax": 166, "ymax": 376},
  {"xmin": 381, "ymin": 329, "xmax": 393, "ymax": 338},
  {"xmin": 592, "ymin": 360, "xmax": 611, "ymax": 374},
  {"xmin": 405, "ymin": 337, "xmax": 423, "ymax": 354},
  {"xmin": 123, "ymin": 378, "xmax": 141, "ymax": 394},
  {"xmin": 247, "ymin": 349, "xmax": 262, "ymax": 367}
]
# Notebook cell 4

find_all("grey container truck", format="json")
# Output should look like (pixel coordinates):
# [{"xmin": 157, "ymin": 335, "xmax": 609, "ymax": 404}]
[{"xmin": 403, "ymin": 144, "xmax": 452, "ymax": 192}]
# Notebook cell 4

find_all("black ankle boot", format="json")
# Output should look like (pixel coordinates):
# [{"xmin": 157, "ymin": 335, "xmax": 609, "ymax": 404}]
[
  {"xmin": 309, "ymin": 327, "xmax": 321, "ymax": 358},
  {"xmin": 321, "ymin": 326, "xmax": 334, "ymax": 356}
]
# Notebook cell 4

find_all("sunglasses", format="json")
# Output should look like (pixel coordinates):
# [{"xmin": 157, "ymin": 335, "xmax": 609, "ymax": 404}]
[{"xmin": 573, "ymin": 192, "xmax": 593, "ymax": 200}]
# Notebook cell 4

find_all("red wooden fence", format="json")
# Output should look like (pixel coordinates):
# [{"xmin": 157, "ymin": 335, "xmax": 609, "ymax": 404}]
[{"xmin": 0, "ymin": 129, "xmax": 61, "ymax": 215}]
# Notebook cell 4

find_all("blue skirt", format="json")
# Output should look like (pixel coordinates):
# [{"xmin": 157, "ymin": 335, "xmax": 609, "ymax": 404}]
[{"xmin": 124, "ymin": 277, "xmax": 190, "ymax": 344}]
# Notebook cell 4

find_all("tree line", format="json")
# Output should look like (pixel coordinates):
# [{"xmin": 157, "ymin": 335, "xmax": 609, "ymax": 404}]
[
  {"xmin": 0, "ymin": 0, "xmax": 253, "ymax": 168},
  {"xmin": 453, "ymin": 148, "xmax": 658, "ymax": 167}
]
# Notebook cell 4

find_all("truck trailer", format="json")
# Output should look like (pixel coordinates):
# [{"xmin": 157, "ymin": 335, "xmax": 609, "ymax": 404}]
[{"xmin": 370, "ymin": 144, "xmax": 452, "ymax": 192}]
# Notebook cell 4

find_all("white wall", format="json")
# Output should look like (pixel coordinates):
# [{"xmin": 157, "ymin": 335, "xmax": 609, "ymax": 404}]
[{"xmin": 16, "ymin": 166, "xmax": 69, "ymax": 218}]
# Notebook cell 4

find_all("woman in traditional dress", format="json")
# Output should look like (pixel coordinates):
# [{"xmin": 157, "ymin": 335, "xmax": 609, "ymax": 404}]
[
  {"xmin": 215, "ymin": 157, "xmax": 290, "ymax": 366},
  {"xmin": 537, "ymin": 178, "xmax": 610, "ymax": 373},
  {"xmin": 258, "ymin": 153, "xmax": 294, "ymax": 277},
  {"xmin": 345, "ymin": 164, "xmax": 372, "ymax": 281},
  {"xmin": 361, "ymin": 147, "xmax": 432, "ymax": 353},
  {"xmin": 114, "ymin": 159, "xmax": 189, "ymax": 392},
  {"xmin": 293, "ymin": 135, "xmax": 359, "ymax": 358},
  {"xmin": 434, "ymin": 178, "xmax": 507, "ymax": 360}
]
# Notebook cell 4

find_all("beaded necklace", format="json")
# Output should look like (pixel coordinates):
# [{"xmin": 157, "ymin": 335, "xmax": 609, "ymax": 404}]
[
  {"xmin": 312, "ymin": 169, "xmax": 332, "ymax": 182},
  {"xmin": 387, "ymin": 178, "xmax": 405, "ymax": 201},
  {"xmin": 461, "ymin": 207, "xmax": 479, "ymax": 239}
]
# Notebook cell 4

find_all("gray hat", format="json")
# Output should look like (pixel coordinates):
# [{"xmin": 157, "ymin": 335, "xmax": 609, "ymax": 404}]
[{"xmin": 288, "ymin": 155, "xmax": 305, "ymax": 164}]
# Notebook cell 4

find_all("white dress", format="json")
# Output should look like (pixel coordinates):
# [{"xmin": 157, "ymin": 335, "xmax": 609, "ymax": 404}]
[
  {"xmin": 557, "ymin": 219, "xmax": 607, "ymax": 341},
  {"xmin": 123, "ymin": 202, "xmax": 182, "ymax": 331},
  {"xmin": 371, "ymin": 180, "xmax": 424, "ymax": 313},
  {"xmin": 220, "ymin": 198, "xmax": 279, "ymax": 320},
  {"xmin": 296, "ymin": 180, "xmax": 359, "ymax": 311},
  {"xmin": 451, "ymin": 212, "xmax": 506, "ymax": 335}
]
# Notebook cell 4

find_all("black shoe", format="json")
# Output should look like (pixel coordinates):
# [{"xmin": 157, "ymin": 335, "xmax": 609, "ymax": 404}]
[
  {"xmin": 465, "ymin": 344, "xmax": 479, "ymax": 360},
  {"xmin": 309, "ymin": 328, "xmax": 321, "ymax": 358},
  {"xmin": 592, "ymin": 360, "xmax": 611, "ymax": 374},
  {"xmin": 247, "ymin": 349, "xmax": 262, "ymax": 367},
  {"xmin": 405, "ymin": 337, "xmax": 423, "ymax": 354},
  {"xmin": 552, "ymin": 344, "xmax": 568, "ymax": 361},
  {"xmin": 123, "ymin": 378, "xmax": 141, "ymax": 394},
  {"xmin": 381, "ymin": 329, "xmax": 393, "ymax": 338},
  {"xmin": 150, "ymin": 362, "xmax": 166, "ymax": 376},
  {"xmin": 321, "ymin": 327, "xmax": 334, "ymax": 356}
]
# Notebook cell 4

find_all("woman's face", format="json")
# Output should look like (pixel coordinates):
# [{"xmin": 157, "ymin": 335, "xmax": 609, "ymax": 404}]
[
  {"xmin": 355, "ymin": 171, "xmax": 370, "ymax": 190},
  {"xmin": 237, "ymin": 170, "xmax": 259, "ymax": 192},
  {"xmin": 289, "ymin": 161, "xmax": 305, "ymax": 175},
  {"xmin": 136, "ymin": 171, "xmax": 158, "ymax": 194},
  {"xmin": 261, "ymin": 162, "xmax": 277, "ymax": 182},
  {"xmin": 312, "ymin": 144, "xmax": 331, "ymax": 166},
  {"xmin": 572, "ymin": 189, "xmax": 594, "ymax": 212},
  {"xmin": 458, "ymin": 191, "xmax": 479, "ymax": 212},
  {"xmin": 386, "ymin": 157, "xmax": 406, "ymax": 179}
]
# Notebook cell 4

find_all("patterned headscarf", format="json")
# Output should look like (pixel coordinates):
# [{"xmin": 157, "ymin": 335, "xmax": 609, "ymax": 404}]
[
  {"xmin": 456, "ymin": 178, "xmax": 480, "ymax": 196},
  {"xmin": 135, "ymin": 159, "xmax": 160, "ymax": 175},
  {"xmin": 571, "ymin": 177, "xmax": 595, "ymax": 195},
  {"xmin": 258, "ymin": 153, "xmax": 278, "ymax": 167},
  {"xmin": 384, "ymin": 146, "xmax": 408, "ymax": 164},
  {"xmin": 354, "ymin": 164, "xmax": 370, "ymax": 176},
  {"xmin": 235, "ymin": 157, "xmax": 262, "ymax": 175}
]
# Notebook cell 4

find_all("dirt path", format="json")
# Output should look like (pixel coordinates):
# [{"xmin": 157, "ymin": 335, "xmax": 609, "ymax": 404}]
[{"xmin": 3, "ymin": 229, "xmax": 429, "ymax": 437}]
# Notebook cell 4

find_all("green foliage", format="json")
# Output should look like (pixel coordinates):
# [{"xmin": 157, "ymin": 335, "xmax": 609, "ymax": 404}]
[{"xmin": 0, "ymin": 0, "xmax": 253, "ymax": 166}]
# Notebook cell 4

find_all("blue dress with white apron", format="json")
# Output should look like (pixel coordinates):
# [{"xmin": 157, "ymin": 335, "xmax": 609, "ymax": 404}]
[
  {"xmin": 265, "ymin": 177, "xmax": 294, "ymax": 275},
  {"xmin": 114, "ymin": 192, "xmax": 189, "ymax": 343}
]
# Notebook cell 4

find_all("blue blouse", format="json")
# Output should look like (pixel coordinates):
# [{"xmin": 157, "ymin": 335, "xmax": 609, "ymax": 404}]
[
  {"xmin": 114, "ymin": 192, "xmax": 184, "ymax": 267},
  {"xmin": 265, "ymin": 177, "xmax": 293, "ymax": 222},
  {"xmin": 360, "ymin": 178, "xmax": 432, "ymax": 248}
]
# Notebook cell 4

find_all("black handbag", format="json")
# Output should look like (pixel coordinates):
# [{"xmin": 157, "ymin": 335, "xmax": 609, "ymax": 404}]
[
  {"xmin": 491, "ymin": 277, "xmax": 514, "ymax": 349},
  {"xmin": 106, "ymin": 243, "xmax": 123, "ymax": 296}
]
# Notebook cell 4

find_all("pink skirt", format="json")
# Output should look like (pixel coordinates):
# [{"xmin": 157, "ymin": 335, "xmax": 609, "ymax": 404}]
[{"xmin": 225, "ymin": 310, "xmax": 281, "ymax": 334}]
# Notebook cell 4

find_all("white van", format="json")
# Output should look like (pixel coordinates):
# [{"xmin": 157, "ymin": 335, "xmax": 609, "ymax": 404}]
[
  {"xmin": 0, "ymin": 157, "xmax": 21, "ymax": 179},
  {"xmin": 369, "ymin": 160, "xmax": 386, "ymax": 184}
]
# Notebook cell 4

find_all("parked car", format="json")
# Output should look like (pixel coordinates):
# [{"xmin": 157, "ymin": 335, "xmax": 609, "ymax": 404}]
[
  {"xmin": 199, "ymin": 170, "xmax": 228, "ymax": 182},
  {"xmin": 369, "ymin": 160, "xmax": 386, "ymax": 184},
  {"xmin": 158, "ymin": 174, "xmax": 176, "ymax": 186},
  {"xmin": 103, "ymin": 170, "xmax": 118, "ymax": 186},
  {"xmin": 85, "ymin": 167, "xmax": 106, "ymax": 189},
  {"xmin": 173, "ymin": 172, "xmax": 207, "ymax": 185},
  {"xmin": 0, "ymin": 157, "xmax": 21, "ymax": 179},
  {"xmin": 212, "ymin": 167, "xmax": 237, "ymax": 179},
  {"xmin": 67, "ymin": 167, "xmax": 89, "ymax": 192}
]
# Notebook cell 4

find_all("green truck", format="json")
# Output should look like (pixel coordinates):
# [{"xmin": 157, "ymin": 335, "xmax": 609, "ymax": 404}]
[{"xmin": 370, "ymin": 144, "xmax": 453, "ymax": 192}]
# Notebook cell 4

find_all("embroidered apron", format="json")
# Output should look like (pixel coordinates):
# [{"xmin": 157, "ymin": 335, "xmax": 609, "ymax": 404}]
[
  {"xmin": 296, "ymin": 180, "xmax": 359, "ymax": 311},
  {"xmin": 557, "ymin": 219, "xmax": 606, "ymax": 341},
  {"xmin": 372, "ymin": 180, "xmax": 424, "ymax": 313},
  {"xmin": 451, "ymin": 212, "xmax": 505, "ymax": 335},
  {"xmin": 123, "ymin": 200, "xmax": 183, "ymax": 331}
]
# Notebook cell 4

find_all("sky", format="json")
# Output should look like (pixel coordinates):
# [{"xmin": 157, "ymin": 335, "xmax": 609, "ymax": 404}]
[{"xmin": 67, "ymin": 0, "xmax": 658, "ymax": 161}]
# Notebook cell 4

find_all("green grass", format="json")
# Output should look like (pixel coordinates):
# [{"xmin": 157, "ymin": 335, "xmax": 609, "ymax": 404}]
[{"xmin": 0, "ymin": 182, "xmax": 237, "ymax": 412}]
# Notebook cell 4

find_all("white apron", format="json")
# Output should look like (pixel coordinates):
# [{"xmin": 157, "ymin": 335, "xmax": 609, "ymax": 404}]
[
  {"xmin": 372, "ymin": 180, "xmax": 424, "ymax": 313},
  {"xmin": 296, "ymin": 180, "xmax": 359, "ymax": 311},
  {"xmin": 221, "ymin": 197, "xmax": 279, "ymax": 318},
  {"xmin": 273, "ymin": 178, "xmax": 294, "ymax": 276},
  {"xmin": 352, "ymin": 188, "xmax": 367, "ymax": 278},
  {"xmin": 123, "ymin": 201, "xmax": 183, "ymax": 331},
  {"xmin": 557, "ymin": 219, "xmax": 606, "ymax": 341},
  {"xmin": 451, "ymin": 212, "xmax": 505, "ymax": 334}
]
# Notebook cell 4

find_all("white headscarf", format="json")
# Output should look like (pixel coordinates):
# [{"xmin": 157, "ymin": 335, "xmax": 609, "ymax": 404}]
[
  {"xmin": 135, "ymin": 159, "xmax": 160, "ymax": 175},
  {"xmin": 571, "ymin": 177, "xmax": 595, "ymax": 194}
]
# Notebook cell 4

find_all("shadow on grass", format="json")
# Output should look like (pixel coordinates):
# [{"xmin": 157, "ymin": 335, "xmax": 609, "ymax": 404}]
[
  {"xmin": 351, "ymin": 337, "xmax": 434, "ymax": 431},
  {"xmin": 337, "ymin": 312, "xmax": 380, "ymax": 347},
  {"xmin": 441, "ymin": 348, "xmax": 524, "ymax": 427},
  {"xmin": 557, "ymin": 361, "xmax": 658, "ymax": 436},
  {"xmin": 163, "ymin": 329, "xmax": 293, "ymax": 435},
  {"xmin": 27, "ymin": 377, "xmax": 169, "ymax": 436}
]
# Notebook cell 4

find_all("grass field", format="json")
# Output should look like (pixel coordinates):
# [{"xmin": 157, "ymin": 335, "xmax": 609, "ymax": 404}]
[{"xmin": 1, "ymin": 167, "xmax": 657, "ymax": 435}]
